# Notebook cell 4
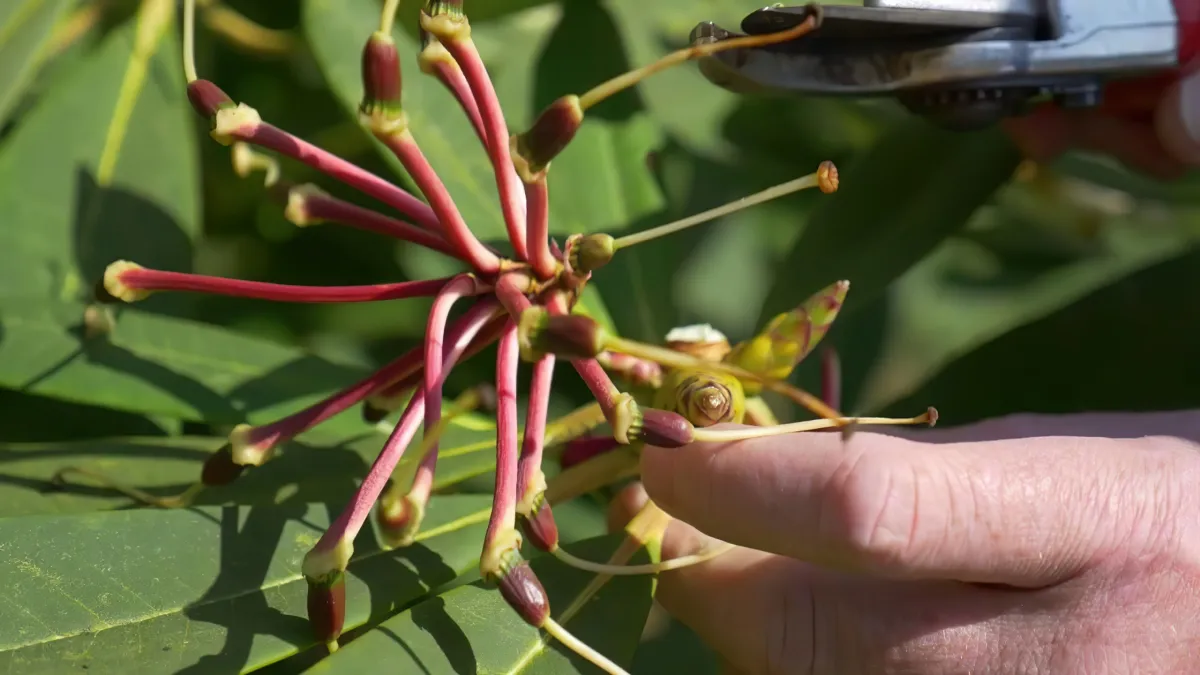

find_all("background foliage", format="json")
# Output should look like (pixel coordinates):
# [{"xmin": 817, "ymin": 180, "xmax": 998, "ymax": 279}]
[{"xmin": 1, "ymin": 0, "xmax": 1198, "ymax": 672}]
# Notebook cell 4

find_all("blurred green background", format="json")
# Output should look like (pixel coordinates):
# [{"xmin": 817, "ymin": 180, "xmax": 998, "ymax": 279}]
[{"xmin": 1, "ymin": 0, "xmax": 1199, "ymax": 672}]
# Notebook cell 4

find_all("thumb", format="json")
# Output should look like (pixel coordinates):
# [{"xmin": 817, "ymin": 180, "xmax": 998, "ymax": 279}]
[
  {"xmin": 1156, "ymin": 69, "xmax": 1200, "ymax": 165},
  {"xmin": 640, "ymin": 428, "xmax": 1194, "ymax": 587}
]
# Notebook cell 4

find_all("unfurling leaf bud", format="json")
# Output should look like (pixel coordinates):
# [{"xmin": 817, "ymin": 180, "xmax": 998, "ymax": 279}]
[
  {"xmin": 726, "ymin": 279, "xmax": 850, "ymax": 386},
  {"xmin": 497, "ymin": 560, "xmax": 551, "ymax": 627},
  {"xmin": 512, "ymin": 95, "xmax": 584, "ymax": 179},
  {"xmin": 664, "ymin": 323, "xmax": 731, "ymax": 362},
  {"xmin": 186, "ymin": 79, "xmax": 235, "ymax": 120},
  {"xmin": 200, "ymin": 445, "xmax": 247, "ymax": 486},
  {"xmin": 638, "ymin": 408, "xmax": 696, "ymax": 448},
  {"xmin": 306, "ymin": 571, "xmax": 347, "ymax": 644},
  {"xmin": 519, "ymin": 500, "xmax": 559, "ymax": 552},
  {"xmin": 817, "ymin": 160, "xmax": 839, "ymax": 193},
  {"xmin": 360, "ymin": 32, "xmax": 404, "ymax": 124},
  {"xmin": 518, "ymin": 308, "xmax": 606, "ymax": 361},
  {"xmin": 566, "ymin": 233, "xmax": 614, "ymax": 274}
]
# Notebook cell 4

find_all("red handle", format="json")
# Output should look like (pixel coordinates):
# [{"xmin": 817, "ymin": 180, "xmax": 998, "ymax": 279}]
[
  {"xmin": 1096, "ymin": 0, "xmax": 1199, "ymax": 120},
  {"xmin": 1174, "ymin": 0, "xmax": 1200, "ymax": 66}
]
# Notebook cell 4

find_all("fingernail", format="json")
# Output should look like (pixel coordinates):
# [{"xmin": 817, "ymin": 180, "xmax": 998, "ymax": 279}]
[{"xmin": 1156, "ymin": 72, "xmax": 1200, "ymax": 166}]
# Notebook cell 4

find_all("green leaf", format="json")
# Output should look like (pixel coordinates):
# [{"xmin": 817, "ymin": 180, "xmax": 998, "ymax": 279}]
[
  {"xmin": 0, "ymin": 495, "xmax": 501, "ymax": 673},
  {"xmin": 880, "ymin": 242, "xmax": 1200, "ymax": 424},
  {"xmin": 0, "ymin": 413, "xmax": 507, "ymax": 517},
  {"xmin": 0, "ymin": 4, "xmax": 200, "ymax": 309},
  {"xmin": 759, "ymin": 118, "xmax": 1023, "ymax": 325},
  {"xmin": 301, "ymin": 0, "xmax": 665, "ymax": 241},
  {"xmin": 305, "ymin": 533, "xmax": 654, "ymax": 674},
  {"xmin": 0, "ymin": 297, "xmax": 372, "ymax": 431},
  {"xmin": 849, "ymin": 200, "xmax": 1200, "ymax": 414},
  {"xmin": 0, "ymin": 0, "xmax": 73, "ymax": 128}
]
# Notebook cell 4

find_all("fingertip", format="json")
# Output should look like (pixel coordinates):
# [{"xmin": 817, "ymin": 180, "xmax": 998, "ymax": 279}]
[
  {"xmin": 606, "ymin": 481, "xmax": 648, "ymax": 534},
  {"xmin": 1156, "ymin": 72, "xmax": 1200, "ymax": 166}
]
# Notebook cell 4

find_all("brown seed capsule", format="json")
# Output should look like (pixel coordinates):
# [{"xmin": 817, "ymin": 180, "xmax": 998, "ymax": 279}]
[
  {"xmin": 567, "ymin": 233, "xmax": 614, "ymax": 274},
  {"xmin": 186, "ymin": 79, "xmax": 234, "ymax": 120},
  {"xmin": 513, "ymin": 95, "xmax": 584, "ymax": 177},
  {"xmin": 519, "ymin": 501, "xmax": 559, "ymax": 553},
  {"xmin": 817, "ymin": 160, "xmax": 839, "ymax": 194},
  {"xmin": 638, "ymin": 408, "xmax": 696, "ymax": 448},
  {"xmin": 200, "ymin": 444, "xmax": 247, "ymax": 486},
  {"xmin": 306, "ymin": 572, "xmax": 347, "ymax": 644},
  {"xmin": 360, "ymin": 32, "xmax": 403, "ymax": 119},
  {"xmin": 498, "ymin": 561, "xmax": 551, "ymax": 627}
]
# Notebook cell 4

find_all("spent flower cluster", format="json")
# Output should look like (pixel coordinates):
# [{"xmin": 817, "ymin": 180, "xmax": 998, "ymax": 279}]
[{"xmin": 69, "ymin": 1, "xmax": 938, "ymax": 671}]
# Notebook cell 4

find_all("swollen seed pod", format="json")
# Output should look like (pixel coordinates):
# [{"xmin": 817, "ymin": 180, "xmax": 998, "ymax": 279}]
[
  {"xmin": 306, "ymin": 572, "xmax": 346, "ymax": 644},
  {"xmin": 498, "ymin": 561, "xmax": 551, "ymax": 627},
  {"xmin": 200, "ymin": 445, "xmax": 247, "ymax": 486},
  {"xmin": 566, "ymin": 233, "xmax": 615, "ymax": 274},
  {"xmin": 186, "ymin": 79, "xmax": 234, "ymax": 120},
  {"xmin": 511, "ymin": 95, "xmax": 584, "ymax": 179},
  {"xmin": 360, "ymin": 31, "xmax": 403, "ymax": 121},
  {"xmin": 519, "ymin": 500, "xmax": 559, "ymax": 553}
]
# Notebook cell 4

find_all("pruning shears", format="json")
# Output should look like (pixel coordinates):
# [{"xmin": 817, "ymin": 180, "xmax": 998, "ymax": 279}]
[{"xmin": 690, "ymin": 0, "xmax": 1200, "ymax": 129}]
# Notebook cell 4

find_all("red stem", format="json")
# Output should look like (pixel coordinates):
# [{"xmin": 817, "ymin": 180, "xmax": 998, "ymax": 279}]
[
  {"xmin": 440, "ymin": 38, "xmax": 529, "ymax": 261},
  {"xmin": 371, "ymin": 310, "xmax": 507, "ymax": 403},
  {"xmin": 242, "ymin": 298, "xmax": 496, "ymax": 453},
  {"xmin": 559, "ymin": 435, "xmax": 620, "ymax": 470},
  {"xmin": 314, "ymin": 388, "xmax": 426, "ymax": 554},
  {"xmin": 545, "ymin": 294, "xmax": 622, "ymax": 414},
  {"xmin": 485, "ymin": 320, "xmax": 521, "ymax": 545},
  {"xmin": 233, "ymin": 122, "xmax": 441, "ymax": 232},
  {"xmin": 310, "ymin": 297, "xmax": 497, "ymax": 555},
  {"xmin": 516, "ymin": 354, "xmax": 555, "ymax": 502},
  {"xmin": 376, "ymin": 130, "xmax": 501, "ymax": 275},
  {"xmin": 300, "ymin": 189, "xmax": 461, "ymax": 259},
  {"xmin": 409, "ymin": 275, "xmax": 479, "ymax": 504},
  {"xmin": 427, "ymin": 59, "xmax": 488, "ymax": 148},
  {"xmin": 493, "ymin": 273, "xmax": 533, "ymax": 318},
  {"xmin": 116, "ymin": 269, "xmax": 455, "ymax": 303},
  {"xmin": 524, "ymin": 178, "xmax": 555, "ymax": 280},
  {"xmin": 821, "ymin": 347, "xmax": 842, "ymax": 411}
]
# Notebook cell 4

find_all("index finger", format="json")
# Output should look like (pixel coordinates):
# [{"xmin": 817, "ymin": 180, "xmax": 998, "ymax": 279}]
[{"xmin": 639, "ymin": 428, "xmax": 1197, "ymax": 587}]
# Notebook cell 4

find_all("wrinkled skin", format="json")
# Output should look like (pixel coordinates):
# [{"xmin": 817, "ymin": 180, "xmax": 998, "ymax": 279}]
[{"xmin": 611, "ymin": 411, "xmax": 1200, "ymax": 674}]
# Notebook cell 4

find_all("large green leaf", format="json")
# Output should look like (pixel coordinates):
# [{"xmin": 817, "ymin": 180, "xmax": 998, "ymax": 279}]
[
  {"xmin": 0, "ymin": 495, "xmax": 498, "ymax": 673},
  {"xmin": 0, "ymin": 3, "xmax": 200, "ymax": 310},
  {"xmin": 882, "ymin": 244, "xmax": 1200, "ymax": 423},
  {"xmin": 853, "ymin": 200, "xmax": 1200, "ymax": 414},
  {"xmin": 759, "ymin": 117, "xmax": 1023, "ymax": 324},
  {"xmin": 306, "ymin": 533, "xmax": 654, "ymax": 674},
  {"xmin": 0, "ymin": 0, "xmax": 73, "ymax": 128},
  {"xmin": 0, "ymin": 296, "xmax": 370, "ymax": 430},
  {"xmin": 0, "ymin": 417, "xmax": 508, "ymax": 517},
  {"xmin": 302, "ymin": 0, "xmax": 665, "ymax": 242}
]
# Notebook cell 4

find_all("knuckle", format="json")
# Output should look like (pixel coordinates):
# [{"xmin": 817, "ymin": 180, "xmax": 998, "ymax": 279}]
[{"xmin": 823, "ymin": 449, "xmax": 923, "ymax": 569}]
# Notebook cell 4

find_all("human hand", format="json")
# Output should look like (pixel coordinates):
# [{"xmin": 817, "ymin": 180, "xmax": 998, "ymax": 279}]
[
  {"xmin": 610, "ymin": 411, "xmax": 1200, "ymax": 674},
  {"xmin": 1001, "ymin": 71, "xmax": 1200, "ymax": 180}
]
